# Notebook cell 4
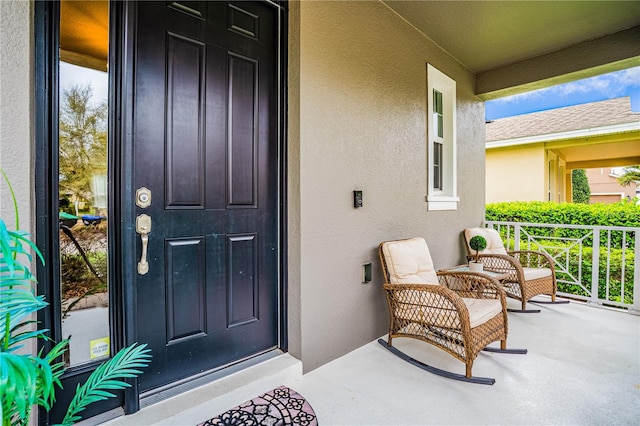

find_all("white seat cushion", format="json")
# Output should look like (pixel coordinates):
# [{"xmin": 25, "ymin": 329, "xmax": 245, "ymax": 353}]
[
  {"xmin": 381, "ymin": 237, "xmax": 439, "ymax": 284},
  {"xmin": 523, "ymin": 267, "xmax": 552, "ymax": 281},
  {"xmin": 465, "ymin": 227, "xmax": 508, "ymax": 256},
  {"xmin": 462, "ymin": 298, "xmax": 503, "ymax": 328}
]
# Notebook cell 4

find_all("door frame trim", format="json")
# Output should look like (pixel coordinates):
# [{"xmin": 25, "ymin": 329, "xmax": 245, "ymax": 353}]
[
  {"xmin": 35, "ymin": 13, "xmax": 63, "ymax": 424},
  {"xmin": 116, "ymin": 0, "xmax": 290, "ymax": 413},
  {"xmin": 278, "ymin": 0, "xmax": 289, "ymax": 356},
  {"xmin": 35, "ymin": 0, "xmax": 129, "ymax": 422},
  {"xmin": 112, "ymin": 0, "xmax": 140, "ymax": 413}
]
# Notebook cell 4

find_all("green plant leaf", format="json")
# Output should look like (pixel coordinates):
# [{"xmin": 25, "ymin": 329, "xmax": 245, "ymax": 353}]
[
  {"xmin": 2, "ymin": 179, "xmax": 151, "ymax": 426},
  {"xmin": 60, "ymin": 343, "xmax": 151, "ymax": 425},
  {"xmin": 1, "ymin": 169, "xmax": 20, "ymax": 230},
  {"xmin": 0, "ymin": 352, "xmax": 49, "ymax": 424}
]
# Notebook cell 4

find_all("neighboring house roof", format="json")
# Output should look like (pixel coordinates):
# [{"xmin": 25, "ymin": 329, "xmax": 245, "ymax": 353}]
[{"xmin": 486, "ymin": 97, "xmax": 640, "ymax": 144}]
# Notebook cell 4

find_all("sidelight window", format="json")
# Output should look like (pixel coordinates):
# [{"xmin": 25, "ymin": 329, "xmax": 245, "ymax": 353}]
[
  {"xmin": 58, "ymin": 0, "xmax": 111, "ymax": 368},
  {"xmin": 426, "ymin": 64, "xmax": 458, "ymax": 210}
]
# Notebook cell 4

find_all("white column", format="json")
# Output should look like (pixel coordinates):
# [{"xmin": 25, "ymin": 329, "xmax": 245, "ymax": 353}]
[{"xmin": 588, "ymin": 229, "xmax": 601, "ymax": 306}]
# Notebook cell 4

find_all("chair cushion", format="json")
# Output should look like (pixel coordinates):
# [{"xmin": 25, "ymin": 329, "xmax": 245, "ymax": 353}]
[
  {"xmin": 381, "ymin": 237, "xmax": 439, "ymax": 284},
  {"xmin": 461, "ymin": 298, "xmax": 503, "ymax": 329},
  {"xmin": 523, "ymin": 267, "xmax": 552, "ymax": 281},
  {"xmin": 394, "ymin": 295, "xmax": 502, "ymax": 329},
  {"xmin": 465, "ymin": 227, "xmax": 508, "ymax": 256}
]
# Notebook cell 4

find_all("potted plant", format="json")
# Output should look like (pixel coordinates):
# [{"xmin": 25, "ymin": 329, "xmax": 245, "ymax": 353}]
[{"xmin": 468, "ymin": 235, "xmax": 487, "ymax": 272}]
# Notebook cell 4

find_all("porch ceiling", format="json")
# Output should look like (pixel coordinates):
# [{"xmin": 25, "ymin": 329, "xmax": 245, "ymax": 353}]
[
  {"xmin": 384, "ymin": 1, "xmax": 640, "ymax": 98},
  {"xmin": 60, "ymin": 0, "xmax": 108, "ymax": 71},
  {"xmin": 551, "ymin": 137, "xmax": 640, "ymax": 170},
  {"xmin": 383, "ymin": 1, "xmax": 640, "ymax": 74},
  {"xmin": 60, "ymin": 1, "xmax": 640, "ymax": 95}
]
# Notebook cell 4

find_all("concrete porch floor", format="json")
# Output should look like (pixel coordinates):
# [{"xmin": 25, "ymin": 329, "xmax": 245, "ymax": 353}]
[{"xmin": 107, "ymin": 297, "xmax": 640, "ymax": 425}]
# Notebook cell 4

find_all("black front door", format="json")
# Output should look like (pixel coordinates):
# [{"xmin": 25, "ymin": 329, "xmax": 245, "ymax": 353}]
[{"xmin": 128, "ymin": 1, "xmax": 281, "ymax": 393}]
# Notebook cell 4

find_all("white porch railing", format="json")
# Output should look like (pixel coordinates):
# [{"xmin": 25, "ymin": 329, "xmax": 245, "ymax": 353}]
[{"xmin": 486, "ymin": 221, "xmax": 640, "ymax": 315}]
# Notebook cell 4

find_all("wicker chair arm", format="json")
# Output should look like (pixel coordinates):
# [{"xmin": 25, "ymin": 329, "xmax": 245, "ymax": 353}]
[
  {"xmin": 382, "ymin": 283, "xmax": 470, "ymax": 323},
  {"xmin": 507, "ymin": 250, "xmax": 555, "ymax": 270},
  {"xmin": 437, "ymin": 271, "xmax": 506, "ymax": 303},
  {"xmin": 468, "ymin": 253, "xmax": 524, "ymax": 274}
]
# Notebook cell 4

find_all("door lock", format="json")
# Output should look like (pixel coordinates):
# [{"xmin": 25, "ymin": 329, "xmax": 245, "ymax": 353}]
[
  {"xmin": 136, "ymin": 187, "xmax": 152, "ymax": 208},
  {"xmin": 136, "ymin": 214, "xmax": 152, "ymax": 275}
]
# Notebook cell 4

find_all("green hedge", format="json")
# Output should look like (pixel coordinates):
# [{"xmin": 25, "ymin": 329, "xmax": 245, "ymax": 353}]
[
  {"xmin": 486, "ymin": 201, "xmax": 640, "ymax": 248},
  {"xmin": 486, "ymin": 201, "xmax": 640, "ymax": 228}
]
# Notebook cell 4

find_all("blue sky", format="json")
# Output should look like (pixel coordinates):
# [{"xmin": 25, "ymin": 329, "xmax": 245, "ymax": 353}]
[{"xmin": 485, "ymin": 66, "xmax": 640, "ymax": 121}]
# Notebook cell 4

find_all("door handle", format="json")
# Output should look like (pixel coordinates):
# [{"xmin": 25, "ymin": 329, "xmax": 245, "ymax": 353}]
[{"xmin": 136, "ymin": 214, "xmax": 152, "ymax": 275}]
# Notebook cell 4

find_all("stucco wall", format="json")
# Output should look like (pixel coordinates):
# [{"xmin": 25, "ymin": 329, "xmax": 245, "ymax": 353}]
[
  {"xmin": 0, "ymin": 5, "xmax": 36, "ymax": 425},
  {"xmin": 287, "ymin": 0, "xmax": 303, "ymax": 363},
  {"xmin": 587, "ymin": 168, "xmax": 637, "ymax": 203},
  {"xmin": 0, "ymin": 0, "xmax": 33, "ymax": 226},
  {"xmin": 486, "ymin": 145, "xmax": 545, "ymax": 203},
  {"xmin": 290, "ymin": 0, "xmax": 486, "ymax": 372}
]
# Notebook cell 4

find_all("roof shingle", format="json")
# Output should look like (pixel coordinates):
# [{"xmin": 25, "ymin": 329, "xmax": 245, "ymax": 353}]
[{"xmin": 486, "ymin": 97, "xmax": 640, "ymax": 142}]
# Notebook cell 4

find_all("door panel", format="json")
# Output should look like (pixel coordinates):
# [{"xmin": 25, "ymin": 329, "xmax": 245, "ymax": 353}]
[
  {"xmin": 132, "ymin": 1, "xmax": 279, "ymax": 393},
  {"xmin": 227, "ymin": 234, "xmax": 259, "ymax": 327},
  {"xmin": 228, "ymin": 53, "xmax": 259, "ymax": 207},
  {"xmin": 165, "ymin": 237, "xmax": 206, "ymax": 342},
  {"xmin": 165, "ymin": 33, "xmax": 206, "ymax": 208}
]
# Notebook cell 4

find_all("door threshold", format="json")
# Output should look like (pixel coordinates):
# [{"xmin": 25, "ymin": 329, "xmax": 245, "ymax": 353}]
[
  {"xmin": 140, "ymin": 348, "xmax": 282, "ymax": 408},
  {"xmin": 103, "ymin": 350, "xmax": 302, "ymax": 425}
]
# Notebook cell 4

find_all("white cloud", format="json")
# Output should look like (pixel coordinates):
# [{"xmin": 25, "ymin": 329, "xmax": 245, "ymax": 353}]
[
  {"xmin": 491, "ymin": 89, "xmax": 543, "ymax": 104},
  {"xmin": 492, "ymin": 66, "xmax": 639, "ymax": 104},
  {"xmin": 614, "ymin": 67, "xmax": 640, "ymax": 86}
]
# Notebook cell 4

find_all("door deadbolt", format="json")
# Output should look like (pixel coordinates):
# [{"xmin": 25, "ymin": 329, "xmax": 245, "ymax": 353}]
[{"xmin": 136, "ymin": 187, "xmax": 152, "ymax": 208}]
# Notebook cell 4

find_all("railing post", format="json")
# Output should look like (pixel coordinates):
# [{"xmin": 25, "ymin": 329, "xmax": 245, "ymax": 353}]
[
  {"xmin": 629, "ymin": 231, "xmax": 640, "ymax": 316},
  {"xmin": 588, "ymin": 228, "xmax": 601, "ymax": 306},
  {"xmin": 514, "ymin": 225, "xmax": 520, "ymax": 251}
]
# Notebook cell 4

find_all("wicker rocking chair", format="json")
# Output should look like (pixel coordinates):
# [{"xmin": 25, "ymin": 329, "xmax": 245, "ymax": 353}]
[
  {"xmin": 463, "ymin": 227, "xmax": 570, "ymax": 313},
  {"xmin": 378, "ymin": 237, "xmax": 526, "ymax": 385}
]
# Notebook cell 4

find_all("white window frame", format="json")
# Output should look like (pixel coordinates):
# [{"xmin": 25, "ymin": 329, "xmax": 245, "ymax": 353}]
[{"xmin": 426, "ymin": 64, "xmax": 458, "ymax": 211}]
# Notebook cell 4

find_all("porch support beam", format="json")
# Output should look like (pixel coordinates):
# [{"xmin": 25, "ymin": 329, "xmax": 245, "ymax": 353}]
[
  {"xmin": 566, "ymin": 157, "xmax": 640, "ymax": 170},
  {"xmin": 476, "ymin": 26, "xmax": 640, "ymax": 101}
]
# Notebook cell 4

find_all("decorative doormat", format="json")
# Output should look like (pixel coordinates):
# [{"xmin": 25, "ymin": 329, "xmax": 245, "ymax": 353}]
[{"xmin": 198, "ymin": 385, "xmax": 318, "ymax": 426}]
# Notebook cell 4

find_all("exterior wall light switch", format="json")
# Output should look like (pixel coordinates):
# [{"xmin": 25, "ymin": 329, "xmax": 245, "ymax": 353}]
[
  {"xmin": 353, "ymin": 190, "xmax": 363, "ymax": 208},
  {"xmin": 362, "ymin": 262, "xmax": 372, "ymax": 283}
]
